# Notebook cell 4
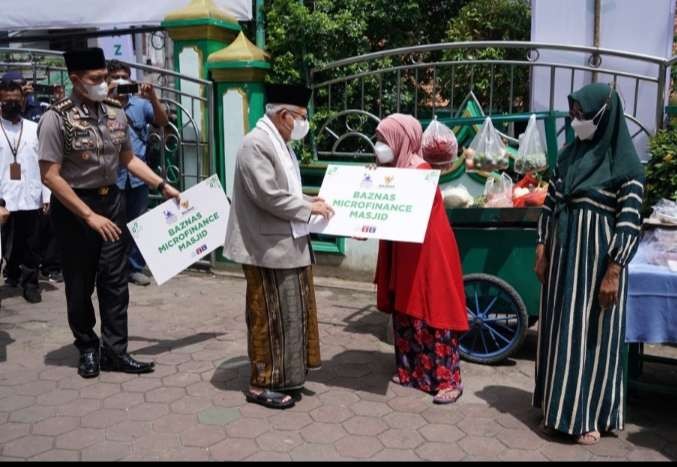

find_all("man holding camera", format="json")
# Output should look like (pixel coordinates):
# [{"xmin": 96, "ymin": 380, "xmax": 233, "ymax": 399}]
[{"xmin": 107, "ymin": 60, "xmax": 169, "ymax": 286}]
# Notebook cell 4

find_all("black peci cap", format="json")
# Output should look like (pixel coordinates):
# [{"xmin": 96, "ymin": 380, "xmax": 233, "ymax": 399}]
[
  {"xmin": 64, "ymin": 47, "xmax": 107, "ymax": 73},
  {"xmin": 265, "ymin": 83, "xmax": 312, "ymax": 108}
]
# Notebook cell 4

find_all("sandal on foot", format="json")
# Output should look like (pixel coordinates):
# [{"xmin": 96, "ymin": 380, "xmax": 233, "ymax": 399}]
[
  {"xmin": 433, "ymin": 387, "xmax": 463, "ymax": 405},
  {"xmin": 576, "ymin": 430, "xmax": 601, "ymax": 445},
  {"xmin": 245, "ymin": 389, "xmax": 295, "ymax": 410},
  {"xmin": 391, "ymin": 374, "xmax": 401, "ymax": 385}
]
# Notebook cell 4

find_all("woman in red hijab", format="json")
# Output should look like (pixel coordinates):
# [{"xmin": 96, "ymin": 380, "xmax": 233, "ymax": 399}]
[{"xmin": 373, "ymin": 114, "xmax": 469, "ymax": 404}]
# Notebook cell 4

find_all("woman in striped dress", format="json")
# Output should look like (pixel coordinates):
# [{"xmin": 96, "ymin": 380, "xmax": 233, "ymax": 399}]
[{"xmin": 533, "ymin": 83, "xmax": 645, "ymax": 445}]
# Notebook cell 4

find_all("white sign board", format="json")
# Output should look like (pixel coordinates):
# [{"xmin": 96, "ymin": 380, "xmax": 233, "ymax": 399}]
[
  {"xmin": 128, "ymin": 175, "xmax": 229, "ymax": 285},
  {"xmin": 309, "ymin": 165, "xmax": 440, "ymax": 243}
]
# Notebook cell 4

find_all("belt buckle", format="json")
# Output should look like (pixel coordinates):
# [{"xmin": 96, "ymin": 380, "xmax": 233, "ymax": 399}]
[{"xmin": 98, "ymin": 186, "xmax": 110, "ymax": 196}]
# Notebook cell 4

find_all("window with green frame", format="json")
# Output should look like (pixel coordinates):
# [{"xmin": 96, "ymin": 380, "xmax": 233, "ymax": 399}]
[{"xmin": 311, "ymin": 234, "xmax": 346, "ymax": 255}]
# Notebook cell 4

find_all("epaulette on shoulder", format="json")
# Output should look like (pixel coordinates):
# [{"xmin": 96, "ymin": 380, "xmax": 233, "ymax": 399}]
[
  {"xmin": 103, "ymin": 97, "xmax": 123, "ymax": 108},
  {"xmin": 50, "ymin": 98, "xmax": 74, "ymax": 113}
]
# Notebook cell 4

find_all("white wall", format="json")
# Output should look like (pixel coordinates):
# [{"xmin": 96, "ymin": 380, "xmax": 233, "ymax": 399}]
[
  {"xmin": 316, "ymin": 238, "xmax": 379, "ymax": 281},
  {"xmin": 0, "ymin": 1, "xmax": 252, "ymax": 30},
  {"xmin": 530, "ymin": 0, "xmax": 676, "ymax": 160}
]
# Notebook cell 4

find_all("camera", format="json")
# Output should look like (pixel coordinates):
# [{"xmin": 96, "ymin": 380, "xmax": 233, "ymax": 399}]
[
  {"xmin": 116, "ymin": 83, "xmax": 139, "ymax": 95},
  {"xmin": 32, "ymin": 83, "xmax": 57, "ymax": 95}
]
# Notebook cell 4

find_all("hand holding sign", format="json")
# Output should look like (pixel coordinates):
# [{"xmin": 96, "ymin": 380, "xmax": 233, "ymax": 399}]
[{"xmin": 310, "ymin": 198, "xmax": 335, "ymax": 220}]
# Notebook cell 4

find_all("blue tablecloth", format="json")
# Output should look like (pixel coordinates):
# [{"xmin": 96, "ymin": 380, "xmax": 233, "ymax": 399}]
[{"xmin": 626, "ymin": 261, "xmax": 677, "ymax": 344}]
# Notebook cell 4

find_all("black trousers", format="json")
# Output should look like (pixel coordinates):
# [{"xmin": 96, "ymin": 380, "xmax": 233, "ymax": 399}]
[
  {"xmin": 39, "ymin": 210, "xmax": 61, "ymax": 275},
  {"xmin": 1, "ymin": 209, "xmax": 41, "ymax": 290},
  {"xmin": 50, "ymin": 187, "xmax": 129, "ymax": 354}
]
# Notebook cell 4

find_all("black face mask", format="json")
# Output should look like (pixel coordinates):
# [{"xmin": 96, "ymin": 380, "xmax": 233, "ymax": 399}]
[{"xmin": 1, "ymin": 101, "xmax": 22, "ymax": 120}]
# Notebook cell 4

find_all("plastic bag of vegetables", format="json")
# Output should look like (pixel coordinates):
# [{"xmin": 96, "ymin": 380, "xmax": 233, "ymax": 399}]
[
  {"xmin": 463, "ymin": 117, "xmax": 509, "ymax": 172},
  {"xmin": 422, "ymin": 116, "xmax": 458, "ymax": 170},
  {"xmin": 515, "ymin": 114, "xmax": 547, "ymax": 173},
  {"xmin": 442, "ymin": 184, "xmax": 474, "ymax": 208},
  {"xmin": 484, "ymin": 173, "xmax": 514, "ymax": 208}
]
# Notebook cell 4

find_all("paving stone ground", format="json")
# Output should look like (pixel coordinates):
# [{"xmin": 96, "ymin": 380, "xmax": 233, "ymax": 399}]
[{"xmin": 0, "ymin": 270, "xmax": 676, "ymax": 461}]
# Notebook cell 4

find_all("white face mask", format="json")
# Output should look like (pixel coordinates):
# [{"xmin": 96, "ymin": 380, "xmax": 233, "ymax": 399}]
[
  {"xmin": 82, "ymin": 81, "xmax": 109, "ymax": 102},
  {"xmin": 374, "ymin": 142, "xmax": 395, "ymax": 164},
  {"xmin": 290, "ymin": 118, "xmax": 309, "ymax": 140},
  {"xmin": 571, "ymin": 104, "xmax": 607, "ymax": 141}
]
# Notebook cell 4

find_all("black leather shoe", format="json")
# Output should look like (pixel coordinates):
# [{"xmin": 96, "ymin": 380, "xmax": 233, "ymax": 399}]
[
  {"xmin": 23, "ymin": 287, "xmax": 42, "ymax": 304},
  {"xmin": 78, "ymin": 351, "xmax": 100, "ymax": 378},
  {"xmin": 100, "ymin": 351, "xmax": 155, "ymax": 374}
]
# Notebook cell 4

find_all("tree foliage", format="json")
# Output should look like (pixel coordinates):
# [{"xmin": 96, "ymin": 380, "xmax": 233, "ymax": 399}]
[
  {"xmin": 262, "ymin": 0, "xmax": 531, "ymax": 161},
  {"xmin": 264, "ymin": 0, "xmax": 470, "ymax": 83},
  {"xmin": 442, "ymin": 0, "xmax": 532, "ymax": 114}
]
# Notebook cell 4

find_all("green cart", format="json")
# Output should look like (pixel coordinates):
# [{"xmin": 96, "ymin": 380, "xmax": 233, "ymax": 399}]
[{"xmin": 446, "ymin": 207, "xmax": 542, "ymax": 364}]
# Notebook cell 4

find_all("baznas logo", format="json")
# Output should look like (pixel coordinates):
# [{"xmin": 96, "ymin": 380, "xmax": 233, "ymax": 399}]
[
  {"xmin": 180, "ymin": 198, "xmax": 196, "ymax": 215},
  {"xmin": 360, "ymin": 173, "xmax": 374, "ymax": 189},
  {"xmin": 163, "ymin": 209, "xmax": 178, "ymax": 225},
  {"xmin": 384, "ymin": 175, "xmax": 395, "ymax": 186}
]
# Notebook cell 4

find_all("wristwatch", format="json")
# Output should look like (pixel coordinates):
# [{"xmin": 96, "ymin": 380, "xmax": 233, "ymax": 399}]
[{"xmin": 156, "ymin": 180, "xmax": 166, "ymax": 193}]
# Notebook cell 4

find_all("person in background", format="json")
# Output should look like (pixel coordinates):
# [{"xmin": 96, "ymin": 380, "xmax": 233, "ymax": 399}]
[
  {"xmin": 0, "ymin": 71, "xmax": 44, "ymax": 123},
  {"xmin": 107, "ymin": 60, "xmax": 169, "ymax": 287},
  {"xmin": 38, "ymin": 201, "xmax": 63, "ymax": 283},
  {"xmin": 0, "ymin": 80, "xmax": 48, "ymax": 303},
  {"xmin": 372, "ymin": 113, "xmax": 469, "ymax": 404},
  {"xmin": 52, "ymin": 85, "xmax": 65, "ymax": 103},
  {"xmin": 533, "ymin": 83, "xmax": 645, "ymax": 445},
  {"xmin": 224, "ymin": 83, "xmax": 334, "ymax": 410},
  {"xmin": 1, "ymin": 72, "xmax": 63, "ymax": 283}
]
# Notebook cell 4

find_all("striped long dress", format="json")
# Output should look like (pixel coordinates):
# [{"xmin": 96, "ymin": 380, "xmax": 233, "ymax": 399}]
[{"xmin": 533, "ymin": 171, "xmax": 644, "ymax": 436}]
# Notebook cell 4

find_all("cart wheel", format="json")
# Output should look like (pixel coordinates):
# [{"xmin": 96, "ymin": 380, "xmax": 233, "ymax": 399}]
[{"xmin": 459, "ymin": 273, "xmax": 529, "ymax": 364}]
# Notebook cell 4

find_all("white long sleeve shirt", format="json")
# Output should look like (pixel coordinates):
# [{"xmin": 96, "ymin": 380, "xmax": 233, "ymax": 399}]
[{"xmin": 0, "ymin": 117, "xmax": 50, "ymax": 212}]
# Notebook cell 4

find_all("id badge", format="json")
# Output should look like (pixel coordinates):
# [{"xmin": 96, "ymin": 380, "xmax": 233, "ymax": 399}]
[{"xmin": 9, "ymin": 162, "xmax": 21, "ymax": 180}]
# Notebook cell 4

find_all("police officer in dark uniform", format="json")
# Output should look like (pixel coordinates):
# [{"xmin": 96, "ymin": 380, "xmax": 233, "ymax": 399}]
[{"xmin": 37, "ymin": 48, "xmax": 181, "ymax": 378}]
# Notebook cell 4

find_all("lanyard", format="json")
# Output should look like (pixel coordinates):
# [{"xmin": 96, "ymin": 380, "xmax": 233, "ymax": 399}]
[{"xmin": 0, "ymin": 118, "xmax": 23, "ymax": 162}]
